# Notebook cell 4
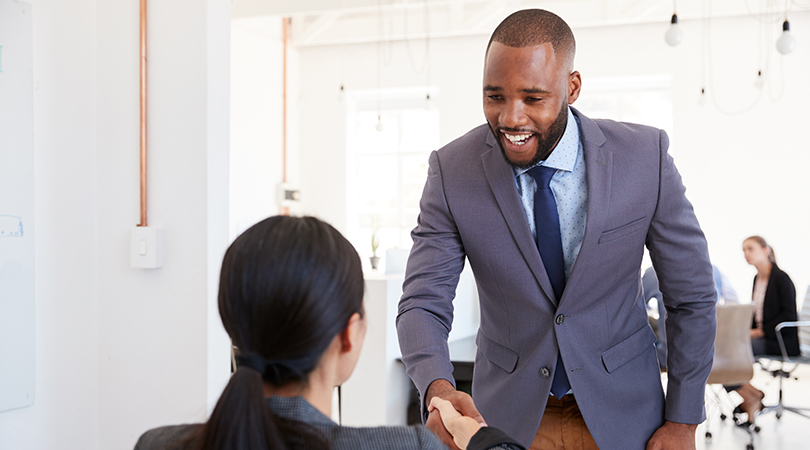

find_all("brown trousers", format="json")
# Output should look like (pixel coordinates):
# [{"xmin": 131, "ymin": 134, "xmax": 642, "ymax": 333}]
[{"xmin": 529, "ymin": 395, "xmax": 599, "ymax": 450}]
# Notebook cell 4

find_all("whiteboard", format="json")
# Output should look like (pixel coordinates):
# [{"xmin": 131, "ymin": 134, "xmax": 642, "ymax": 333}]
[{"xmin": 0, "ymin": 0, "xmax": 35, "ymax": 413}]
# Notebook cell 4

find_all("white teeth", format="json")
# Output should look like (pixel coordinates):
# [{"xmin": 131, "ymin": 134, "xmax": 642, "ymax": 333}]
[{"xmin": 503, "ymin": 133, "xmax": 531, "ymax": 145}]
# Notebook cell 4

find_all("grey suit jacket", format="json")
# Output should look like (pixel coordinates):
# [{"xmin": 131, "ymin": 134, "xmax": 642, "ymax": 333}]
[
  {"xmin": 134, "ymin": 396, "xmax": 522, "ymax": 450},
  {"xmin": 396, "ymin": 108, "xmax": 717, "ymax": 450}
]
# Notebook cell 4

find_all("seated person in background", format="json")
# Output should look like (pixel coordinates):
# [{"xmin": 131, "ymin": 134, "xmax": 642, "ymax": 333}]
[
  {"xmin": 134, "ymin": 215, "xmax": 523, "ymax": 450},
  {"xmin": 726, "ymin": 235, "xmax": 800, "ymax": 424},
  {"xmin": 643, "ymin": 264, "xmax": 736, "ymax": 370},
  {"xmin": 714, "ymin": 265, "xmax": 740, "ymax": 304}
]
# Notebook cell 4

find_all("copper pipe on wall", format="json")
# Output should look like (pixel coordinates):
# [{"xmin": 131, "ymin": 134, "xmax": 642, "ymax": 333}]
[
  {"xmin": 138, "ymin": 0, "xmax": 148, "ymax": 226},
  {"xmin": 281, "ymin": 17, "xmax": 290, "ymax": 216}
]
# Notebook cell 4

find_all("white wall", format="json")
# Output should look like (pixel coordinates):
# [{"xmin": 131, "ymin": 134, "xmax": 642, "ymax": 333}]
[
  {"xmin": 0, "ymin": 1, "xmax": 232, "ymax": 449},
  {"xmin": 296, "ymin": 11, "xmax": 810, "ymax": 304},
  {"xmin": 95, "ymin": 1, "xmax": 231, "ymax": 449},
  {"xmin": 230, "ymin": 18, "xmax": 283, "ymax": 238},
  {"xmin": 0, "ymin": 1, "xmax": 100, "ymax": 448},
  {"xmin": 229, "ymin": 16, "xmax": 303, "ymax": 238}
]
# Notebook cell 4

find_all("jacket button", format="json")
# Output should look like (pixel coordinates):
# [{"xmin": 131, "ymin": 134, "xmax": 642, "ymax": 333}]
[
  {"xmin": 555, "ymin": 314, "xmax": 565, "ymax": 325},
  {"xmin": 540, "ymin": 367, "xmax": 551, "ymax": 378}
]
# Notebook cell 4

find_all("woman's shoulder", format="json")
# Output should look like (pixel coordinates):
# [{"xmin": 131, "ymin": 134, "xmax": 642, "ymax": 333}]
[
  {"xmin": 771, "ymin": 264, "xmax": 795, "ymax": 285},
  {"xmin": 329, "ymin": 424, "xmax": 524, "ymax": 450},
  {"xmin": 324, "ymin": 423, "xmax": 446, "ymax": 450},
  {"xmin": 270, "ymin": 396, "xmax": 444, "ymax": 449},
  {"xmin": 134, "ymin": 424, "xmax": 201, "ymax": 450}
]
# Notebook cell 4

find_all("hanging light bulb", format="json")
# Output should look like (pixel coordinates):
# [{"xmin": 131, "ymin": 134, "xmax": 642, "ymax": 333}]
[
  {"xmin": 665, "ymin": 13, "xmax": 683, "ymax": 46},
  {"xmin": 375, "ymin": 114, "xmax": 384, "ymax": 132},
  {"xmin": 776, "ymin": 20, "xmax": 797, "ymax": 55}
]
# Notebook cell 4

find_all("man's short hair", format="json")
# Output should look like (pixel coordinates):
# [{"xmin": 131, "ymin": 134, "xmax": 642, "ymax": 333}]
[{"xmin": 487, "ymin": 9, "xmax": 576, "ymax": 67}]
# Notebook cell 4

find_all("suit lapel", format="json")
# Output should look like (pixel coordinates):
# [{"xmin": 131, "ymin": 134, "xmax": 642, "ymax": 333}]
[
  {"xmin": 562, "ymin": 109, "xmax": 612, "ymax": 304},
  {"xmin": 481, "ymin": 130, "xmax": 558, "ymax": 305}
]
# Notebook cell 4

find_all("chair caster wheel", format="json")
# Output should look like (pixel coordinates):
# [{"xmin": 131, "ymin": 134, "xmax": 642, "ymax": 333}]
[
  {"xmin": 720, "ymin": 413, "xmax": 727, "ymax": 420},
  {"xmin": 746, "ymin": 444, "xmax": 754, "ymax": 450},
  {"xmin": 705, "ymin": 432, "xmax": 712, "ymax": 439},
  {"xmin": 776, "ymin": 412, "xmax": 782, "ymax": 419},
  {"xmin": 753, "ymin": 425, "xmax": 761, "ymax": 433}
]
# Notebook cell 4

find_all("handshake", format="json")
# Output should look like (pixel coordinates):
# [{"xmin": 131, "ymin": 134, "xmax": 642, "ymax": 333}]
[
  {"xmin": 425, "ymin": 380, "xmax": 489, "ymax": 450},
  {"xmin": 428, "ymin": 397, "xmax": 487, "ymax": 450}
]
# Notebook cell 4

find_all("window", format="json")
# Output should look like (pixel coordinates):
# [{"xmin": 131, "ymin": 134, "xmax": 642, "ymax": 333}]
[
  {"xmin": 346, "ymin": 88, "xmax": 439, "ymax": 267},
  {"xmin": 575, "ymin": 75, "xmax": 674, "ymax": 148}
]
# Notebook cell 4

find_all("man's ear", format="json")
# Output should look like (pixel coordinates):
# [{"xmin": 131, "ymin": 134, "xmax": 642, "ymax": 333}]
[
  {"xmin": 339, "ymin": 312, "xmax": 364, "ymax": 353},
  {"xmin": 567, "ymin": 70, "xmax": 582, "ymax": 104}
]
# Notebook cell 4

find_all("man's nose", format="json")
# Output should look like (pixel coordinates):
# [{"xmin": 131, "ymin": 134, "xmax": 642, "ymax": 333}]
[{"xmin": 500, "ymin": 101, "xmax": 528, "ymax": 128}]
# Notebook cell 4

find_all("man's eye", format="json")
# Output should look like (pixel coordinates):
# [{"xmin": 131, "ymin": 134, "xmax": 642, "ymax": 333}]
[{"xmin": 526, "ymin": 97, "xmax": 542, "ymax": 103}]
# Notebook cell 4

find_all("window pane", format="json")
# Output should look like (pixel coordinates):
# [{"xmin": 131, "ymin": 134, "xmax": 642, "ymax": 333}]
[
  {"xmin": 356, "ymin": 155, "xmax": 398, "ymax": 210},
  {"xmin": 401, "ymin": 154, "xmax": 429, "ymax": 183},
  {"xmin": 355, "ymin": 111, "xmax": 400, "ymax": 154},
  {"xmin": 358, "ymin": 213, "xmax": 398, "ymax": 229},
  {"xmin": 348, "ymin": 90, "xmax": 440, "ymax": 262},
  {"xmin": 402, "ymin": 182, "xmax": 425, "ymax": 209},
  {"xmin": 401, "ymin": 210, "xmax": 419, "ymax": 232},
  {"xmin": 400, "ymin": 109, "xmax": 440, "ymax": 153}
]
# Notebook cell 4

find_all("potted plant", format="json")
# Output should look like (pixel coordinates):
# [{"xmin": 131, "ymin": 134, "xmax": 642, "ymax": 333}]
[{"xmin": 370, "ymin": 226, "xmax": 381, "ymax": 270}]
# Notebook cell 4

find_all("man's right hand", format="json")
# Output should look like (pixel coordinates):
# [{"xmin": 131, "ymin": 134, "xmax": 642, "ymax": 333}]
[{"xmin": 425, "ymin": 379, "xmax": 486, "ymax": 450}]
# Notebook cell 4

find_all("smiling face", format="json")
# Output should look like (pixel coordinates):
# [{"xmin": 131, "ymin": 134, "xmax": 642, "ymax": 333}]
[{"xmin": 483, "ymin": 42, "xmax": 581, "ymax": 169}]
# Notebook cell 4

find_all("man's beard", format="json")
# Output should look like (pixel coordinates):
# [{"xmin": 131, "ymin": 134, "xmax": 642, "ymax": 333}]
[{"xmin": 493, "ymin": 102, "xmax": 568, "ymax": 170}]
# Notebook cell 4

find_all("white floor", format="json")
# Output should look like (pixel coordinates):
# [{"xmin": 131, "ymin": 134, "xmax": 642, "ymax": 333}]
[{"xmin": 694, "ymin": 362, "xmax": 810, "ymax": 450}]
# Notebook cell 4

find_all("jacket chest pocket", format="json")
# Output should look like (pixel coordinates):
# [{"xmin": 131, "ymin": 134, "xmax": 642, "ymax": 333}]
[{"xmin": 598, "ymin": 216, "xmax": 647, "ymax": 244}]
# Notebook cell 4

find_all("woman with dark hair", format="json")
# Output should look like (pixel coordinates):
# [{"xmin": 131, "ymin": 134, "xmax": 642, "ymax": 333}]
[
  {"xmin": 728, "ymin": 235, "xmax": 800, "ymax": 423},
  {"xmin": 134, "ymin": 216, "xmax": 522, "ymax": 450}
]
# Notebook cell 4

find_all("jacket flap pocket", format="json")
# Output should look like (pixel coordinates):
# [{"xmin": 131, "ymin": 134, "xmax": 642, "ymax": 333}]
[
  {"xmin": 478, "ymin": 333, "xmax": 519, "ymax": 373},
  {"xmin": 598, "ymin": 216, "xmax": 647, "ymax": 244},
  {"xmin": 601, "ymin": 325, "xmax": 656, "ymax": 373}
]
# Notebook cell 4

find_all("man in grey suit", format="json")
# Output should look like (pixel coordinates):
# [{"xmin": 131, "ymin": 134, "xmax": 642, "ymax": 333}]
[{"xmin": 396, "ymin": 9, "xmax": 716, "ymax": 450}]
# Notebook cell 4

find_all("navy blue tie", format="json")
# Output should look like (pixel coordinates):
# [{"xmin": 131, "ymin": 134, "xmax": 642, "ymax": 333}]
[{"xmin": 527, "ymin": 165, "xmax": 570, "ymax": 399}]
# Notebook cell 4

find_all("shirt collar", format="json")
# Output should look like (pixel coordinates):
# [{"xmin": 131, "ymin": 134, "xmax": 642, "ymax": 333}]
[{"xmin": 514, "ymin": 107, "xmax": 580, "ymax": 177}]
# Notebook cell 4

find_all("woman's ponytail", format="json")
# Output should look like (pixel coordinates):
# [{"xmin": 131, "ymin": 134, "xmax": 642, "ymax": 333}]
[{"xmin": 193, "ymin": 366, "xmax": 286, "ymax": 450}]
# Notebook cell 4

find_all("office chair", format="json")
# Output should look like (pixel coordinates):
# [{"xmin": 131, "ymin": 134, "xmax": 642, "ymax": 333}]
[
  {"xmin": 756, "ymin": 286, "xmax": 810, "ymax": 422},
  {"xmin": 704, "ymin": 304, "xmax": 756, "ymax": 449}
]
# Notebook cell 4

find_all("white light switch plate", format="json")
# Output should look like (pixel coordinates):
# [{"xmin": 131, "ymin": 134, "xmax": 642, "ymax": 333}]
[{"xmin": 131, "ymin": 226, "xmax": 164, "ymax": 269}]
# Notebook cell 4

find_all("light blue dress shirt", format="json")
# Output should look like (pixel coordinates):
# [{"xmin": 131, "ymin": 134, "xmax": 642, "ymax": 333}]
[{"xmin": 513, "ymin": 107, "xmax": 588, "ymax": 282}]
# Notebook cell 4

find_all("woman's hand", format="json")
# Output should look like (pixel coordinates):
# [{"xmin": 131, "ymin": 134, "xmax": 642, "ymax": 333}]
[
  {"xmin": 750, "ymin": 328, "xmax": 765, "ymax": 339},
  {"xmin": 428, "ymin": 397, "xmax": 483, "ymax": 450}
]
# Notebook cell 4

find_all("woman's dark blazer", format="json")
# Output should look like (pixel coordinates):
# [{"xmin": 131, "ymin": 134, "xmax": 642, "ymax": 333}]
[
  {"xmin": 133, "ymin": 396, "xmax": 523, "ymax": 450},
  {"xmin": 752, "ymin": 263, "xmax": 800, "ymax": 356}
]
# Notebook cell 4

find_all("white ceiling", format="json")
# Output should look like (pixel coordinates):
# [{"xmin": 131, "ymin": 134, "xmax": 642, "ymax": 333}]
[{"xmin": 231, "ymin": 0, "xmax": 810, "ymax": 47}]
